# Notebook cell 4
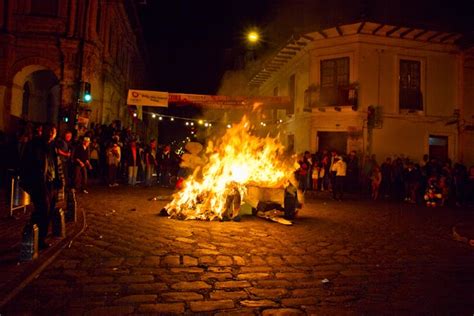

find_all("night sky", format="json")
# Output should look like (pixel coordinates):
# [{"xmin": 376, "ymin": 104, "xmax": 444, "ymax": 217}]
[
  {"xmin": 137, "ymin": 0, "xmax": 473, "ymax": 144},
  {"xmin": 138, "ymin": 0, "xmax": 473, "ymax": 95},
  {"xmin": 137, "ymin": 0, "xmax": 272, "ymax": 94}
]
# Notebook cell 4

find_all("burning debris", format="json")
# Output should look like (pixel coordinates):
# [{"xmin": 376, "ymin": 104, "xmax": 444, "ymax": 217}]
[{"xmin": 164, "ymin": 116, "xmax": 302, "ymax": 222}]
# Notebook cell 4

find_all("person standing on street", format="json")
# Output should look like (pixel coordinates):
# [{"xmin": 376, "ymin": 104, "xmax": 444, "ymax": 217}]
[
  {"xmin": 73, "ymin": 137, "xmax": 92, "ymax": 193},
  {"xmin": 125, "ymin": 139, "xmax": 139, "ymax": 185},
  {"xmin": 329, "ymin": 150, "xmax": 338, "ymax": 192},
  {"xmin": 89, "ymin": 138, "xmax": 100, "ymax": 179},
  {"xmin": 20, "ymin": 124, "xmax": 64, "ymax": 249},
  {"xmin": 56, "ymin": 130, "xmax": 73, "ymax": 188},
  {"xmin": 145, "ymin": 139, "xmax": 158, "ymax": 186},
  {"xmin": 106, "ymin": 142, "xmax": 121, "ymax": 187},
  {"xmin": 332, "ymin": 155, "xmax": 347, "ymax": 201},
  {"xmin": 159, "ymin": 145, "xmax": 174, "ymax": 187}
]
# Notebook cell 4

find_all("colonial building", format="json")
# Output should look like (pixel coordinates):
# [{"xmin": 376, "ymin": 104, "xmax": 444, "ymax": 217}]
[
  {"xmin": 0, "ymin": 0, "xmax": 147, "ymax": 133},
  {"xmin": 222, "ymin": 21, "xmax": 474, "ymax": 166}
]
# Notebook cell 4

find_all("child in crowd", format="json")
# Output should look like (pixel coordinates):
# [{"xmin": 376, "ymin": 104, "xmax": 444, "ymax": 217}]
[
  {"xmin": 424, "ymin": 176, "xmax": 442, "ymax": 207},
  {"xmin": 312, "ymin": 161, "xmax": 320, "ymax": 191},
  {"xmin": 106, "ymin": 142, "xmax": 121, "ymax": 187},
  {"xmin": 371, "ymin": 166, "xmax": 382, "ymax": 200}
]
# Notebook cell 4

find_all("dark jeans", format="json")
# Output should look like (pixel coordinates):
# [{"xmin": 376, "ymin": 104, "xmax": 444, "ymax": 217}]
[
  {"xmin": 333, "ymin": 176, "xmax": 345, "ymax": 200},
  {"xmin": 298, "ymin": 173, "xmax": 308, "ymax": 192},
  {"xmin": 90, "ymin": 159, "xmax": 99, "ymax": 178},
  {"xmin": 330, "ymin": 171, "xmax": 337, "ymax": 191},
  {"xmin": 108, "ymin": 164, "xmax": 117, "ymax": 185},
  {"xmin": 74, "ymin": 165, "xmax": 88, "ymax": 190},
  {"xmin": 160, "ymin": 169, "xmax": 171, "ymax": 187},
  {"xmin": 30, "ymin": 182, "xmax": 57, "ymax": 243},
  {"xmin": 346, "ymin": 171, "xmax": 358, "ymax": 193},
  {"xmin": 61, "ymin": 160, "xmax": 71, "ymax": 189}
]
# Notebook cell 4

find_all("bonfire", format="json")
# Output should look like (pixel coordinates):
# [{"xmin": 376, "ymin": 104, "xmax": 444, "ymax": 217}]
[{"xmin": 164, "ymin": 116, "xmax": 299, "ymax": 221}]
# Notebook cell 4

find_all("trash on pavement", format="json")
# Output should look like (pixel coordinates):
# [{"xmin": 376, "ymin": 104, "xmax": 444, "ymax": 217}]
[
  {"xmin": 256, "ymin": 209, "xmax": 293, "ymax": 225},
  {"xmin": 239, "ymin": 203, "xmax": 253, "ymax": 216},
  {"xmin": 149, "ymin": 195, "xmax": 172, "ymax": 201},
  {"xmin": 452, "ymin": 226, "xmax": 468, "ymax": 243},
  {"xmin": 105, "ymin": 209, "xmax": 116, "ymax": 216},
  {"xmin": 321, "ymin": 278, "xmax": 330, "ymax": 284}
]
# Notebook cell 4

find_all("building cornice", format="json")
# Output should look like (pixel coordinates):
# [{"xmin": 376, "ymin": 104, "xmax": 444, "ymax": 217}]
[{"xmin": 248, "ymin": 21, "xmax": 467, "ymax": 88}]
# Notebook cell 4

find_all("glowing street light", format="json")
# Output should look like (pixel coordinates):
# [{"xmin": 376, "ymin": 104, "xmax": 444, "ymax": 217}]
[
  {"xmin": 185, "ymin": 122, "xmax": 189, "ymax": 126},
  {"xmin": 227, "ymin": 124, "xmax": 231, "ymax": 129},
  {"xmin": 247, "ymin": 30, "xmax": 260, "ymax": 44},
  {"xmin": 170, "ymin": 117, "xmax": 175, "ymax": 121},
  {"xmin": 152, "ymin": 113, "xmax": 156, "ymax": 118},
  {"xmin": 159, "ymin": 116, "xmax": 163, "ymax": 120},
  {"xmin": 198, "ymin": 120, "xmax": 204, "ymax": 125}
]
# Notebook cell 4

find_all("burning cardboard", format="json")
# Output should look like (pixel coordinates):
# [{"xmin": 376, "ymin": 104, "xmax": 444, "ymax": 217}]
[{"xmin": 164, "ymin": 116, "xmax": 301, "ymax": 221}]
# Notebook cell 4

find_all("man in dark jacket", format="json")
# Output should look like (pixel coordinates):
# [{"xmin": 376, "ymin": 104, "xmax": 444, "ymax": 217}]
[
  {"xmin": 20, "ymin": 124, "xmax": 64, "ymax": 249},
  {"xmin": 73, "ymin": 137, "xmax": 92, "ymax": 193},
  {"xmin": 159, "ymin": 145, "xmax": 174, "ymax": 187}
]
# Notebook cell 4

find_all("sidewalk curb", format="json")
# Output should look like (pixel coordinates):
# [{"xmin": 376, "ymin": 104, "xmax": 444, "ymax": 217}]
[{"xmin": 0, "ymin": 206, "xmax": 88, "ymax": 309}]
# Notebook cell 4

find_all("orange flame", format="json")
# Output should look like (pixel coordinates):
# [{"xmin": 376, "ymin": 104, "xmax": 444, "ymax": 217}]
[{"xmin": 165, "ymin": 116, "xmax": 296, "ymax": 220}]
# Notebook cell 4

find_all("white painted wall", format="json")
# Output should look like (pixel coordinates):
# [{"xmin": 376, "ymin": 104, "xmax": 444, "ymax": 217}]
[{"xmin": 253, "ymin": 32, "xmax": 473, "ymax": 165}]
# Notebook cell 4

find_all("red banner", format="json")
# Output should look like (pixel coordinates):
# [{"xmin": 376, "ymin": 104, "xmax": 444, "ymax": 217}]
[{"xmin": 168, "ymin": 93, "xmax": 290, "ymax": 110}]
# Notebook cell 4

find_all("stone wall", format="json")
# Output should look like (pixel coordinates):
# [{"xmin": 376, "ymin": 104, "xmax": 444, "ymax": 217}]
[{"xmin": 0, "ymin": 0, "xmax": 146, "ymax": 133}]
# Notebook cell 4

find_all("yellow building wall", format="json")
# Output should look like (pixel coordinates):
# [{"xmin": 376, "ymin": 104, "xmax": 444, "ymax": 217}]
[
  {"xmin": 462, "ymin": 61, "xmax": 474, "ymax": 167},
  {"xmin": 253, "ymin": 32, "xmax": 472, "ymax": 164},
  {"xmin": 356, "ymin": 40, "xmax": 461, "ymax": 163},
  {"xmin": 371, "ymin": 117, "xmax": 457, "ymax": 163}
]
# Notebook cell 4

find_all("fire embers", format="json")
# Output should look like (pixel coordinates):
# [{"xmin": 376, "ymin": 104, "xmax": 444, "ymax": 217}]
[{"xmin": 222, "ymin": 187, "xmax": 241, "ymax": 221}]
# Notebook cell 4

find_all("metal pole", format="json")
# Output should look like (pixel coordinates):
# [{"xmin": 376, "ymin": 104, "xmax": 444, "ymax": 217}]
[{"xmin": 70, "ymin": 0, "xmax": 89, "ymax": 131}]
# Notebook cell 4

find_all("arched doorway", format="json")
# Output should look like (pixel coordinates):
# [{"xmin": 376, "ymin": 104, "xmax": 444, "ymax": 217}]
[
  {"xmin": 11, "ymin": 65, "xmax": 60, "ymax": 125},
  {"xmin": 21, "ymin": 82, "xmax": 31, "ymax": 120}
]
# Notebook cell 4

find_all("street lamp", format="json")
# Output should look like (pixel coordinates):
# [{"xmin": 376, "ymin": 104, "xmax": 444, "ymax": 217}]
[{"xmin": 247, "ymin": 30, "xmax": 260, "ymax": 44}]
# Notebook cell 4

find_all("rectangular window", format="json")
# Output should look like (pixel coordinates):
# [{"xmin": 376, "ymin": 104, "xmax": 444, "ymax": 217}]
[
  {"xmin": 96, "ymin": 3, "xmax": 102, "ymax": 34},
  {"xmin": 399, "ymin": 59, "xmax": 423, "ymax": 111},
  {"xmin": 287, "ymin": 134, "xmax": 295, "ymax": 154},
  {"xmin": 429, "ymin": 135, "xmax": 448, "ymax": 162},
  {"xmin": 273, "ymin": 87, "xmax": 279, "ymax": 120},
  {"xmin": 288, "ymin": 75, "xmax": 295, "ymax": 115},
  {"xmin": 31, "ymin": 0, "xmax": 58, "ymax": 16},
  {"xmin": 320, "ymin": 57, "xmax": 349, "ymax": 106}
]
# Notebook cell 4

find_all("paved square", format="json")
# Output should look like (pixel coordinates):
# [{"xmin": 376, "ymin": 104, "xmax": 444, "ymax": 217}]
[{"xmin": 3, "ymin": 187, "xmax": 473, "ymax": 314}]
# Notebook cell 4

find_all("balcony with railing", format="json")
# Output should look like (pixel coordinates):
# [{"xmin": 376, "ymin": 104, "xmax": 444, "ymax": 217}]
[{"xmin": 304, "ymin": 83, "xmax": 358, "ymax": 111}]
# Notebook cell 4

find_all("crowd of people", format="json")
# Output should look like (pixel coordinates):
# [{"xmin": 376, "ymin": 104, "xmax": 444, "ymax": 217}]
[
  {"xmin": 296, "ymin": 150, "xmax": 474, "ymax": 207},
  {"xmin": 13, "ymin": 120, "xmax": 181, "ymax": 194},
  {"xmin": 0, "ymin": 120, "xmax": 180, "ymax": 249}
]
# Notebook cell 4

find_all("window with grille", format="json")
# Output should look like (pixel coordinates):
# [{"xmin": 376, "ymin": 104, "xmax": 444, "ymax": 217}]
[
  {"xmin": 31, "ymin": 0, "xmax": 58, "ymax": 16},
  {"xmin": 399, "ymin": 59, "xmax": 423, "ymax": 111},
  {"xmin": 287, "ymin": 74, "xmax": 295, "ymax": 115},
  {"xmin": 320, "ymin": 57, "xmax": 349, "ymax": 106},
  {"xmin": 96, "ymin": 2, "xmax": 102, "ymax": 34}
]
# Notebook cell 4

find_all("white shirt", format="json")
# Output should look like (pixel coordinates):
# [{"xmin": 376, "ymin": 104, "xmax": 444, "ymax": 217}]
[{"xmin": 333, "ymin": 160, "xmax": 347, "ymax": 176}]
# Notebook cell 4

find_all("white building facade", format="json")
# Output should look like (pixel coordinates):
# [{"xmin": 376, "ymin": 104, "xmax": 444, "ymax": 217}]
[{"xmin": 246, "ymin": 22, "xmax": 474, "ymax": 166}]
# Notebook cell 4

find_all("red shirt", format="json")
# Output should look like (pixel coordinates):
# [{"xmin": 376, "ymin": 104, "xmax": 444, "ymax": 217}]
[{"xmin": 131, "ymin": 147, "xmax": 137, "ymax": 164}]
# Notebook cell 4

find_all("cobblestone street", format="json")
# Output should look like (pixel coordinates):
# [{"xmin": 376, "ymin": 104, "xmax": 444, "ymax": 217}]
[{"xmin": 3, "ymin": 186, "xmax": 474, "ymax": 315}]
